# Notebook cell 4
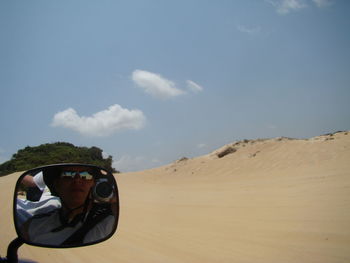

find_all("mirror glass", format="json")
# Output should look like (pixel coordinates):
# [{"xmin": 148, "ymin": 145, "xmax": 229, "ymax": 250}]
[{"xmin": 14, "ymin": 164, "xmax": 119, "ymax": 248}]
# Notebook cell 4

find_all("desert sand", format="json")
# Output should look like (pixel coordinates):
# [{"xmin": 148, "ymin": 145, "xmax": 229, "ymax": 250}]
[{"xmin": 1, "ymin": 131, "xmax": 350, "ymax": 263}]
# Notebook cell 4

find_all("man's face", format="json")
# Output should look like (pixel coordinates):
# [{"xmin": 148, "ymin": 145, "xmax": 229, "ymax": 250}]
[{"xmin": 55, "ymin": 166, "xmax": 95, "ymax": 209}]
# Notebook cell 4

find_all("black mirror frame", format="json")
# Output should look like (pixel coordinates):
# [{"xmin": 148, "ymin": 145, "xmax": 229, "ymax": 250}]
[{"xmin": 13, "ymin": 163, "xmax": 120, "ymax": 249}]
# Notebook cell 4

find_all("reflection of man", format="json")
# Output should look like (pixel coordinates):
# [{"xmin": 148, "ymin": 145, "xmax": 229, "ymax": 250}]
[
  {"xmin": 22, "ymin": 166, "xmax": 116, "ymax": 246},
  {"xmin": 54, "ymin": 166, "xmax": 95, "ymax": 222}
]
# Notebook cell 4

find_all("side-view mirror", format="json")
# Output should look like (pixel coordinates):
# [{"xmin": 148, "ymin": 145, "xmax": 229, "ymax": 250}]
[{"xmin": 13, "ymin": 164, "xmax": 119, "ymax": 249}]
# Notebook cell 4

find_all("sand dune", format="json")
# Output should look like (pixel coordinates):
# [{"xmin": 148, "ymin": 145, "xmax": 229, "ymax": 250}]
[{"xmin": 1, "ymin": 131, "xmax": 350, "ymax": 262}]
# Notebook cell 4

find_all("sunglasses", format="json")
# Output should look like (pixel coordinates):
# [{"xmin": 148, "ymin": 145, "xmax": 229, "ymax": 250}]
[{"xmin": 60, "ymin": 171, "xmax": 94, "ymax": 180}]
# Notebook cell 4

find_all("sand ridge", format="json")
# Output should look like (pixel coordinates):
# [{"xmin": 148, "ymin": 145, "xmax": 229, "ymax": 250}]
[{"xmin": 1, "ymin": 131, "xmax": 349, "ymax": 262}]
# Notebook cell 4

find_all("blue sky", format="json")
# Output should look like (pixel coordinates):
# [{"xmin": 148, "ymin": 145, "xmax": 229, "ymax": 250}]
[{"xmin": 1, "ymin": 0, "xmax": 349, "ymax": 172}]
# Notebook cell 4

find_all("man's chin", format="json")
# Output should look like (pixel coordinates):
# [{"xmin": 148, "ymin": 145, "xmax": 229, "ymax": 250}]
[{"xmin": 67, "ymin": 197, "xmax": 88, "ymax": 208}]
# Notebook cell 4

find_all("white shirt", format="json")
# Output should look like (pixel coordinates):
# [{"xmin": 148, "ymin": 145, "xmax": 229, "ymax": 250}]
[
  {"xmin": 27, "ymin": 209, "xmax": 115, "ymax": 246},
  {"xmin": 16, "ymin": 171, "xmax": 61, "ymax": 227},
  {"xmin": 16, "ymin": 191, "xmax": 61, "ymax": 227}
]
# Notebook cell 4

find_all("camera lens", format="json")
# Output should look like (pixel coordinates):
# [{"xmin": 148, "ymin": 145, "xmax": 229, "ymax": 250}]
[
  {"xmin": 93, "ymin": 179, "xmax": 113, "ymax": 202},
  {"xmin": 96, "ymin": 182, "xmax": 112, "ymax": 198}
]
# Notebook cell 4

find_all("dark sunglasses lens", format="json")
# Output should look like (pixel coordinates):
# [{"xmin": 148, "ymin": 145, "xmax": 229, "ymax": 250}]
[
  {"xmin": 61, "ymin": 171, "xmax": 93, "ymax": 180},
  {"xmin": 61, "ymin": 171, "xmax": 74, "ymax": 178},
  {"xmin": 79, "ymin": 171, "xmax": 93, "ymax": 180}
]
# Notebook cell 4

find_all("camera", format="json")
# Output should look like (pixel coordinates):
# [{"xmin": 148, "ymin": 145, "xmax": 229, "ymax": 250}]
[{"xmin": 92, "ymin": 178, "xmax": 114, "ymax": 203}]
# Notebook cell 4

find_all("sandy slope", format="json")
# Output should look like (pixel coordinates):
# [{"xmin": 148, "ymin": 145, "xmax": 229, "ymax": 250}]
[{"xmin": 1, "ymin": 132, "xmax": 349, "ymax": 263}]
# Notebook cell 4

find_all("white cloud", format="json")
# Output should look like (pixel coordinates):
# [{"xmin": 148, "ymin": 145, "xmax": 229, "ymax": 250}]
[
  {"xmin": 266, "ymin": 0, "xmax": 307, "ymax": 14},
  {"xmin": 237, "ymin": 25, "xmax": 262, "ymax": 35},
  {"xmin": 132, "ymin": 70, "xmax": 186, "ymax": 99},
  {"xmin": 113, "ymin": 155, "xmax": 161, "ymax": 172},
  {"xmin": 113, "ymin": 155, "xmax": 144, "ymax": 172},
  {"xmin": 197, "ymin": 143, "xmax": 207, "ymax": 149},
  {"xmin": 186, "ymin": 80, "xmax": 203, "ymax": 93},
  {"xmin": 151, "ymin": 158, "xmax": 161, "ymax": 164},
  {"xmin": 266, "ymin": 0, "xmax": 333, "ymax": 13},
  {"xmin": 52, "ymin": 104, "xmax": 146, "ymax": 137},
  {"xmin": 312, "ymin": 0, "xmax": 333, "ymax": 7}
]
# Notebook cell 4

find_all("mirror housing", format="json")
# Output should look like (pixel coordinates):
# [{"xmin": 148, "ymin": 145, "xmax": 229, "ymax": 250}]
[{"xmin": 13, "ymin": 164, "xmax": 119, "ymax": 248}]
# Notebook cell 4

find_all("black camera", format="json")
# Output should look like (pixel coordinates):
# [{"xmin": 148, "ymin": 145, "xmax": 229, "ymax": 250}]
[{"xmin": 92, "ymin": 178, "xmax": 114, "ymax": 203}]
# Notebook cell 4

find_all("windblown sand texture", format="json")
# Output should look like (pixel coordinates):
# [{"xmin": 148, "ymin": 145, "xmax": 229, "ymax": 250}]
[{"xmin": 1, "ymin": 131, "xmax": 349, "ymax": 263}]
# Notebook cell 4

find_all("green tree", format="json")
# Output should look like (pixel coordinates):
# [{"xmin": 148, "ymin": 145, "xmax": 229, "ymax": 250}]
[{"xmin": 0, "ymin": 142, "xmax": 119, "ymax": 176}]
